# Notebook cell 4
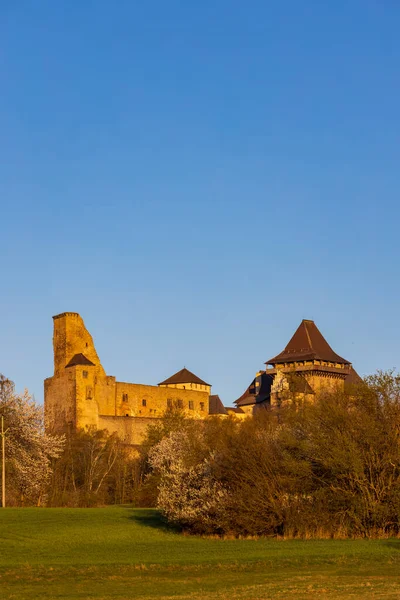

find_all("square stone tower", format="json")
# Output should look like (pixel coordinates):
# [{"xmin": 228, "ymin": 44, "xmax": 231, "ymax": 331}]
[{"xmin": 234, "ymin": 319, "xmax": 359, "ymax": 413}]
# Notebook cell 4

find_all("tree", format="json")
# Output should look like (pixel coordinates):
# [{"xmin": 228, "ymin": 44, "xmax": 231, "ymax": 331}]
[
  {"xmin": 148, "ymin": 372, "xmax": 400, "ymax": 538},
  {"xmin": 0, "ymin": 375, "xmax": 64, "ymax": 506},
  {"xmin": 137, "ymin": 407, "xmax": 189, "ymax": 507},
  {"xmin": 48, "ymin": 427, "xmax": 137, "ymax": 507},
  {"xmin": 148, "ymin": 421, "xmax": 226, "ymax": 532}
]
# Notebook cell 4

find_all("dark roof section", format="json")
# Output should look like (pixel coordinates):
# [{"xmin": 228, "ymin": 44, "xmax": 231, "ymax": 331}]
[
  {"xmin": 235, "ymin": 373, "xmax": 274, "ymax": 407},
  {"xmin": 209, "ymin": 395, "xmax": 227, "ymax": 415},
  {"xmin": 227, "ymin": 407, "xmax": 245, "ymax": 414},
  {"xmin": 65, "ymin": 353, "xmax": 95, "ymax": 368},
  {"xmin": 158, "ymin": 367, "xmax": 210, "ymax": 387},
  {"xmin": 344, "ymin": 366, "xmax": 363, "ymax": 389},
  {"xmin": 266, "ymin": 320, "xmax": 350, "ymax": 365}
]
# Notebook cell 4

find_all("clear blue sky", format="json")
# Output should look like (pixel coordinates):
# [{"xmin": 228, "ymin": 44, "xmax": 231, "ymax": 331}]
[{"xmin": 1, "ymin": 1, "xmax": 400, "ymax": 405}]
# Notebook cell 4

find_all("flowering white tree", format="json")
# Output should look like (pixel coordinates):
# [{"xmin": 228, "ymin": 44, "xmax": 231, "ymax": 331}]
[
  {"xmin": 0, "ymin": 375, "xmax": 64, "ymax": 505},
  {"xmin": 148, "ymin": 426, "xmax": 226, "ymax": 531}
]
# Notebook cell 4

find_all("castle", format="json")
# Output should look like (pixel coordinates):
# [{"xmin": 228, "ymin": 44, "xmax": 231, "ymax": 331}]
[
  {"xmin": 44, "ymin": 312, "xmax": 228, "ymax": 445},
  {"xmin": 44, "ymin": 313, "xmax": 360, "ymax": 445}
]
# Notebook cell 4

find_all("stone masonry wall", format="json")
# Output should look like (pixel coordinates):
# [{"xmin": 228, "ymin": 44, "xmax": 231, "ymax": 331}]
[
  {"xmin": 98, "ymin": 415, "xmax": 158, "ymax": 446},
  {"xmin": 115, "ymin": 382, "xmax": 209, "ymax": 419},
  {"xmin": 45, "ymin": 312, "xmax": 210, "ymax": 439},
  {"xmin": 44, "ymin": 368, "xmax": 76, "ymax": 431}
]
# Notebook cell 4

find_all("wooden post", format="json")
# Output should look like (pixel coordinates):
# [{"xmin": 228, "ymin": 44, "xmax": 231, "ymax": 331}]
[{"xmin": 1, "ymin": 416, "xmax": 8, "ymax": 508}]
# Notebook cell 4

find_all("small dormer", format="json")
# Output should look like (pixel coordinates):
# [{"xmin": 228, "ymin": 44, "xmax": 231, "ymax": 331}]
[{"xmin": 65, "ymin": 353, "xmax": 95, "ymax": 368}]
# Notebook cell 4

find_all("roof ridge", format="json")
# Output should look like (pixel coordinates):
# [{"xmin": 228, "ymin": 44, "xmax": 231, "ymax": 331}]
[
  {"xmin": 158, "ymin": 367, "xmax": 210, "ymax": 387},
  {"xmin": 304, "ymin": 321, "xmax": 313, "ymax": 348}
]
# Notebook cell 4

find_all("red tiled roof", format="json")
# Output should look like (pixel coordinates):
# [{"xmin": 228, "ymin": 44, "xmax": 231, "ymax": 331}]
[
  {"xmin": 209, "ymin": 395, "xmax": 227, "ymax": 415},
  {"xmin": 266, "ymin": 320, "xmax": 350, "ymax": 365},
  {"xmin": 158, "ymin": 367, "xmax": 210, "ymax": 387}
]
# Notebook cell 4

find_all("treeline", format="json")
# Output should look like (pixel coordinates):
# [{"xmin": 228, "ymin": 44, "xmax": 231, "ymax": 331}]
[
  {"xmin": 2, "ymin": 372, "xmax": 400, "ymax": 538},
  {"xmin": 0, "ymin": 375, "xmax": 141, "ymax": 507},
  {"xmin": 148, "ymin": 372, "xmax": 400, "ymax": 539},
  {"xmin": 0, "ymin": 373, "xmax": 184, "ymax": 507}
]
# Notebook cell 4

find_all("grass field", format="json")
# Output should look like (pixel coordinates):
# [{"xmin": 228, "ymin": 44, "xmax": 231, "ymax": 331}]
[{"xmin": 1, "ymin": 507, "xmax": 399, "ymax": 599}]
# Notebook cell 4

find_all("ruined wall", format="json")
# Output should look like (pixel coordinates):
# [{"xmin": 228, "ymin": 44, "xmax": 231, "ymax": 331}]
[
  {"xmin": 52, "ymin": 312, "xmax": 105, "ymax": 377},
  {"xmin": 46, "ymin": 312, "xmax": 115, "ymax": 431}
]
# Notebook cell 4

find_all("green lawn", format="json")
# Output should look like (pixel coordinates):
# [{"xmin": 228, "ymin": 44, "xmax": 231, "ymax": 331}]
[{"xmin": 0, "ymin": 507, "xmax": 399, "ymax": 599}]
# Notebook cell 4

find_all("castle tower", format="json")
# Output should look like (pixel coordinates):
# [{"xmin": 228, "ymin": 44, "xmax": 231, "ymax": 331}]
[
  {"xmin": 52, "ymin": 312, "xmax": 105, "ymax": 377},
  {"xmin": 234, "ymin": 319, "xmax": 357, "ymax": 413},
  {"xmin": 45, "ymin": 313, "xmax": 112, "ymax": 432}
]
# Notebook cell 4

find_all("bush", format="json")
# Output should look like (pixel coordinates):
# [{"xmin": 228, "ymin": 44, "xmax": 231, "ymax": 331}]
[{"xmin": 149, "ymin": 372, "xmax": 400, "ymax": 538}]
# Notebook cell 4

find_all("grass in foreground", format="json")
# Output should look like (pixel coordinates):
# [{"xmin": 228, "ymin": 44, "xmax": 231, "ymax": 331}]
[{"xmin": 0, "ymin": 507, "xmax": 399, "ymax": 599}]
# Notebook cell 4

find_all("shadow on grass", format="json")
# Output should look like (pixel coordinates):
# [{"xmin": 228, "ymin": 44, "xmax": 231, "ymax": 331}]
[
  {"xmin": 384, "ymin": 539, "xmax": 400, "ymax": 551},
  {"xmin": 127, "ymin": 508, "xmax": 181, "ymax": 534}
]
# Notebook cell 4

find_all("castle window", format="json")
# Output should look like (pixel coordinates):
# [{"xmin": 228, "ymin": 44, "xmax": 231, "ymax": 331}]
[
  {"xmin": 122, "ymin": 393, "xmax": 128, "ymax": 402},
  {"xmin": 200, "ymin": 402, "xmax": 204, "ymax": 411},
  {"xmin": 125, "ymin": 413, "xmax": 129, "ymax": 417},
  {"xmin": 189, "ymin": 400, "xmax": 194, "ymax": 410},
  {"xmin": 86, "ymin": 388, "xmax": 93, "ymax": 400},
  {"xmin": 177, "ymin": 399, "xmax": 183, "ymax": 409},
  {"xmin": 82, "ymin": 371, "xmax": 88, "ymax": 379},
  {"xmin": 167, "ymin": 398, "xmax": 173, "ymax": 408},
  {"xmin": 142, "ymin": 399, "xmax": 147, "ymax": 407}
]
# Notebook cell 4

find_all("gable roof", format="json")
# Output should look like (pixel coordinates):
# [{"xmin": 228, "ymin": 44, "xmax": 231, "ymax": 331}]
[
  {"xmin": 266, "ymin": 320, "xmax": 350, "ymax": 366},
  {"xmin": 65, "ymin": 353, "xmax": 95, "ymax": 368},
  {"xmin": 209, "ymin": 395, "xmax": 227, "ymax": 415},
  {"xmin": 158, "ymin": 367, "xmax": 210, "ymax": 387}
]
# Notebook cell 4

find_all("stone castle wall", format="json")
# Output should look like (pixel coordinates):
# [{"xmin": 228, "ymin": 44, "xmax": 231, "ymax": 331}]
[
  {"xmin": 98, "ymin": 415, "xmax": 160, "ymax": 446},
  {"xmin": 44, "ymin": 312, "xmax": 209, "ymax": 443},
  {"xmin": 115, "ymin": 381, "xmax": 209, "ymax": 419}
]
